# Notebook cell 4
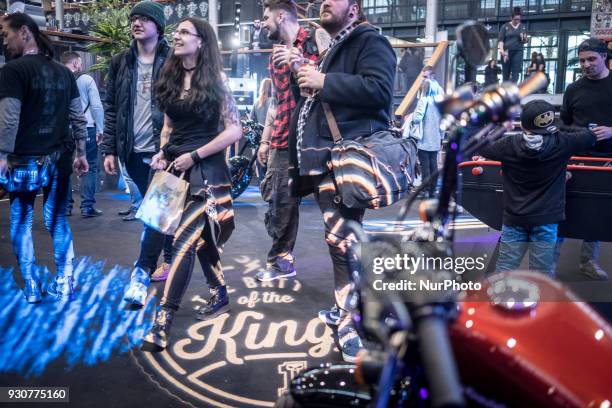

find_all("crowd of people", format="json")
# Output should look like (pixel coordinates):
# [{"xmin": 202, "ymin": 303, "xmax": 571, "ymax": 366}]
[{"xmin": 0, "ymin": 0, "xmax": 610, "ymax": 364}]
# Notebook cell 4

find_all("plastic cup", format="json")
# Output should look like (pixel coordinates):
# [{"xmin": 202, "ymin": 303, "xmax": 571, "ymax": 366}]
[
  {"xmin": 300, "ymin": 60, "xmax": 318, "ymax": 98},
  {"xmin": 272, "ymin": 43, "xmax": 287, "ymax": 66}
]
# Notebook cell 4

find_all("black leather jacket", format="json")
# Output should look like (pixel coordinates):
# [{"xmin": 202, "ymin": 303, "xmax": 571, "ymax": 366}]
[{"xmin": 100, "ymin": 39, "xmax": 170, "ymax": 161}]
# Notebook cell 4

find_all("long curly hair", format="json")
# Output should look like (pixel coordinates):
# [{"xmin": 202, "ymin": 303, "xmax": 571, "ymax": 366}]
[{"xmin": 156, "ymin": 18, "xmax": 227, "ymax": 122}]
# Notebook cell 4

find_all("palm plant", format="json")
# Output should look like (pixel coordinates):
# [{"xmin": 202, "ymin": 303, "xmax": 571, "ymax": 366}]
[
  {"xmin": 83, "ymin": 0, "xmax": 131, "ymax": 74},
  {"xmin": 84, "ymin": 0, "xmax": 175, "ymax": 75}
]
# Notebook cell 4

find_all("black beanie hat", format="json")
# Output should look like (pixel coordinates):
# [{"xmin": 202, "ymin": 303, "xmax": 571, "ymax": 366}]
[{"xmin": 130, "ymin": 1, "xmax": 166, "ymax": 34}]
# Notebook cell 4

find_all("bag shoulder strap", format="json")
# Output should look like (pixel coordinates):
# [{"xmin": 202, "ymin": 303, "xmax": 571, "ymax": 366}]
[
  {"xmin": 75, "ymin": 73, "xmax": 91, "ymax": 114},
  {"xmin": 321, "ymin": 102, "xmax": 343, "ymax": 144},
  {"xmin": 302, "ymin": 28, "xmax": 320, "ymax": 57}
]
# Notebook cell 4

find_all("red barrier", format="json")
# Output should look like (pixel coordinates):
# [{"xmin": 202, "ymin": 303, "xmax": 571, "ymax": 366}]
[{"xmin": 459, "ymin": 159, "xmax": 612, "ymax": 172}]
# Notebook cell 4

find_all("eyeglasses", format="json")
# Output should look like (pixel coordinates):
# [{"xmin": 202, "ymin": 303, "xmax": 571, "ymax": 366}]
[
  {"xmin": 172, "ymin": 29, "xmax": 201, "ymax": 38},
  {"xmin": 130, "ymin": 14, "xmax": 152, "ymax": 23}
]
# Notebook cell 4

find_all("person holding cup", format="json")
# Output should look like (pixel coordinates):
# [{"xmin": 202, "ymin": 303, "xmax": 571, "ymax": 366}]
[
  {"xmin": 289, "ymin": 0, "xmax": 396, "ymax": 362},
  {"xmin": 256, "ymin": 0, "xmax": 321, "ymax": 282},
  {"xmin": 498, "ymin": 7, "xmax": 529, "ymax": 83}
]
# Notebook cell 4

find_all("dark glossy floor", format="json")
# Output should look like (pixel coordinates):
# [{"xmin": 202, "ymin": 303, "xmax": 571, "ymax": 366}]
[{"xmin": 0, "ymin": 186, "xmax": 610, "ymax": 408}]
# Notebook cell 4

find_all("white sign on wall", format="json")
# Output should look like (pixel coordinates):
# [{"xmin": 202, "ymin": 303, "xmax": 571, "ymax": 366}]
[{"xmin": 591, "ymin": 0, "xmax": 612, "ymax": 40}]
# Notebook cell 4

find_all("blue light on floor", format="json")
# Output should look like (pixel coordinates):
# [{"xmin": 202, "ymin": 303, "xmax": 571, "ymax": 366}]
[
  {"xmin": 0, "ymin": 259, "xmax": 155, "ymax": 376},
  {"xmin": 107, "ymin": 193, "xmax": 131, "ymax": 201},
  {"xmin": 235, "ymin": 185, "xmax": 262, "ymax": 200},
  {"xmin": 231, "ymin": 185, "xmax": 315, "ymax": 206}
]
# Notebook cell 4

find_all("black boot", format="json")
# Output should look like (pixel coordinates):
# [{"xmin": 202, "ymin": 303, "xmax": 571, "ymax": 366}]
[
  {"xmin": 142, "ymin": 306, "xmax": 174, "ymax": 351},
  {"xmin": 196, "ymin": 286, "xmax": 230, "ymax": 321}
]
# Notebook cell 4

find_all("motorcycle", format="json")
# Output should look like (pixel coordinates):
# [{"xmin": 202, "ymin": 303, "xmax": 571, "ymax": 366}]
[
  {"xmin": 277, "ymin": 22, "xmax": 612, "ymax": 408},
  {"xmin": 229, "ymin": 118, "xmax": 264, "ymax": 199}
]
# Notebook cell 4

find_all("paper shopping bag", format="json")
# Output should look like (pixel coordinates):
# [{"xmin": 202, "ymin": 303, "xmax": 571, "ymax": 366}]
[{"xmin": 135, "ymin": 166, "xmax": 189, "ymax": 235}]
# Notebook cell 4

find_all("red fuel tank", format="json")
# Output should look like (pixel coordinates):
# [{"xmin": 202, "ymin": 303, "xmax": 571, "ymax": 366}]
[{"xmin": 450, "ymin": 271, "xmax": 612, "ymax": 407}]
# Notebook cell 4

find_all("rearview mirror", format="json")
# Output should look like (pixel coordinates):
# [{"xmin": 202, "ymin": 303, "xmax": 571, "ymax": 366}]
[{"xmin": 456, "ymin": 21, "xmax": 490, "ymax": 67}]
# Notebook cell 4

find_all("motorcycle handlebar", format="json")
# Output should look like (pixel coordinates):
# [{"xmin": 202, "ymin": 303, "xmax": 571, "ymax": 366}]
[
  {"xmin": 416, "ymin": 315, "xmax": 465, "ymax": 407},
  {"xmin": 443, "ymin": 72, "xmax": 549, "ymax": 129}
]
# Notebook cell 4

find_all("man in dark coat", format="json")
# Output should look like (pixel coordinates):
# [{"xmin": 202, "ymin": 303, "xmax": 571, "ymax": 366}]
[
  {"xmin": 100, "ymin": 1, "xmax": 173, "ymax": 303},
  {"xmin": 289, "ymin": 0, "xmax": 396, "ymax": 362},
  {"xmin": 100, "ymin": 2, "xmax": 169, "ymax": 197}
]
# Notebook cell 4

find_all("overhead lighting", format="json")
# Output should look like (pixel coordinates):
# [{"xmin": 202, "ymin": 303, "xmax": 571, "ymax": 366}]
[{"xmin": 233, "ymin": 2, "xmax": 241, "ymax": 48}]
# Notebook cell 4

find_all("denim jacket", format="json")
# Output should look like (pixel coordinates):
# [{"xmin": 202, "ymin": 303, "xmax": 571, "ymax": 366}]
[{"xmin": 412, "ymin": 79, "xmax": 444, "ymax": 152}]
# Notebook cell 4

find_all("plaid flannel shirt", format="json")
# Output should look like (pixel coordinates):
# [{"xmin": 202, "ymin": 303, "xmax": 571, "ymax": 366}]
[{"xmin": 269, "ymin": 27, "xmax": 318, "ymax": 149}]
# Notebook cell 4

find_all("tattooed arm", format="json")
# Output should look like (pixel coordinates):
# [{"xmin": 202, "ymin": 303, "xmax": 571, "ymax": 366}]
[
  {"xmin": 150, "ymin": 114, "xmax": 173, "ymax": 170},
  {"xmin": 0, "ymin": 65, "xmax": 23, "ymax": 177},
  {"xmin": 257, "ymin": 101, "xmax": 275, "ymax": 166},
  {"xmin": 160, "ymin": 114, "xmax": 173, "ymax": 148},
  {"xmin": 0, "ymin": 97, "xmax": 20, "ymax": 178}
]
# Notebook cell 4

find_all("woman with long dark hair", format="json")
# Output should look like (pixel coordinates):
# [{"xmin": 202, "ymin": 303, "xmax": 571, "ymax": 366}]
[
  {"xmin": 536, "ymin": 53, "xmax": 546, "ymax": 70},
  {"xmin": 141, "ymin": 17, "xmax": 241, "ymax": 351},
  {"xmin": 536, "ymin": 52, "xmax": 549, "ymax": 92},
  {"xmin": 497, "ymin": 7, "xmax": 529, "ymax": 83},
  {"xmin": 526, "ymin": 51, "xmax": 538, "ymax": 77},
  {"xmin": 484, "ymin": 58, "xmax": 501, "ymax": 86}
]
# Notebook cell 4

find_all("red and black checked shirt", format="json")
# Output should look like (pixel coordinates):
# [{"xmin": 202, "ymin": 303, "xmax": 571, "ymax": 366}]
[{"xmin": 269, "ymin": 27, "xmax": 318, "ymax": 149}]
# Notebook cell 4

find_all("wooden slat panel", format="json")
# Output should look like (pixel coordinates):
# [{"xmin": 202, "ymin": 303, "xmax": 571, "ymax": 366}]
[
  {"xmin": 394, "ymin": 40, "xmax": 449, "ymax": 118},
  {"xmin": 42, "ymin": 29, "xmax": 106, "ymax": 43}
]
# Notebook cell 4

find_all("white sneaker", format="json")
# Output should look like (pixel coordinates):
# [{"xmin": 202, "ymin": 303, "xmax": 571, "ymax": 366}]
[{"xmin": 124, "ymin": 268, "xmax": 150, "ymax": 306}]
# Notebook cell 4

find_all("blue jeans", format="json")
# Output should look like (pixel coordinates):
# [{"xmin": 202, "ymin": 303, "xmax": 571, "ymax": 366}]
[
  {"xmin": 502, "ymin": 50, "xmax": 523, "ymax": 83},
  {"xmin": 417, "ymin": 149, "xmax": 438, "ymax": 198},
  {"xmin": 67, "ymin": 127, "xmax": 98, "ymax": 211},
  {"xmin": 80, "ymin": 127, "xmax": 98, "ymax": 210},
  {"xmin": 118, "ymin": 158, "xmax": 142, "ymax": 211},
  {"xmin": 496, "ymin": 223, "xmax": 558, "ymax": 276},
  {"xmin": 10, "ymin": 164, "xmax": 74, "ymax": 281},
  {"xmin": 126, "ymin": 151, "xmax": 173, "ymax": 269}
]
